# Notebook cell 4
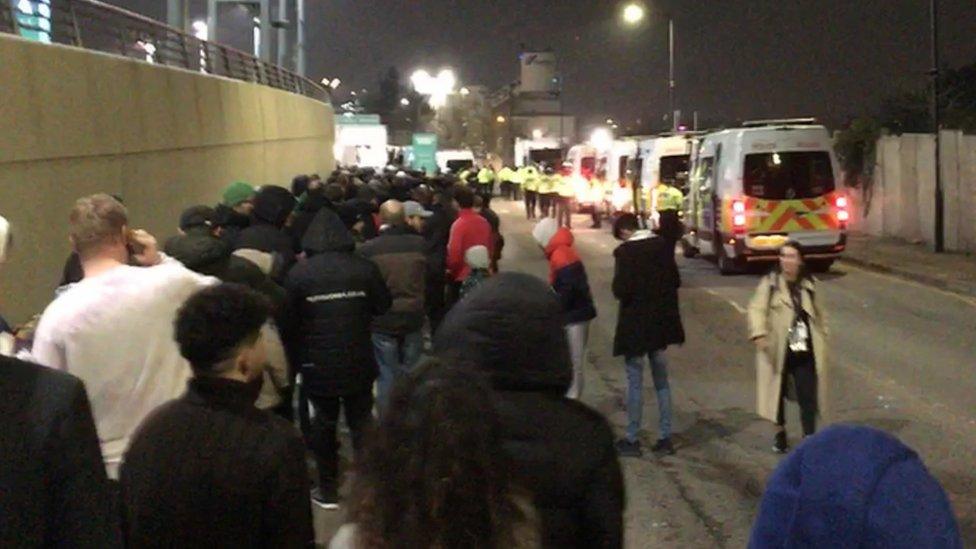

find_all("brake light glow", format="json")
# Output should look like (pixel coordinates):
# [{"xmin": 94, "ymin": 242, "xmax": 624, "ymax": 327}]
[
  {"xmin": 732, "ymin": 200, "xmax": 747, "ymax": 231},
  {"xmin": 835, "ymin": 195, "xmax": 850, "ymax": 224}
]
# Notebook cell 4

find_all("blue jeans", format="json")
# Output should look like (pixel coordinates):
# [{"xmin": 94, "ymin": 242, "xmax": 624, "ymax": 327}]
[
  {"xmin": 373, "ymin": 330, "xmax": 423, "ymax": 415},
  {"xmin": 625, "ymin": 350, "xmax": 672, "ymax": 442}
]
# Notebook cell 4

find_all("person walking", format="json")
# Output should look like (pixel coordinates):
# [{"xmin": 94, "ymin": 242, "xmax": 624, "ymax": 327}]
[
  {"xmin": 476, "ymin": 163, "xmax": 496, "ymax": 207},
  {"xmin": 0, "ymin": 215, "xmax": 121, "ymax": 547},
  {"xmin": 234, "ymin": 185, "xmax": 297, "ymax": 282},
  {"xmin": 283, "ymin": 208, "xmax": 391, "ymax": 509},
  {"xmin": 435, "ymin": 273, "xmax": 624, "ymax": 548},
  {"xmin": 532, "ymin": 218, "xmax": 597, "ymax": 400},
  {"xmin": 520, "ymin": 164, "xmax": 540, "ymax": 220},
  {"xmin": 611, "ymin": 213, "xmax": 685, "ymax": 458},
  {"xmin": 411, "ymin": 187, "xmax": 455, "ymax": 332},
  {"xmin": 31, "ymin": 194, "xmax": 215, "ymax": 479},
  {"xmin": 120, "ymin": 284, "xmax": 312, "ymax": 548},
  {"xmin": 555, "ymin": 164, "xmax": 576, "ymax": 228},
  {"xmin": 213, "ymin": 181, "xmax": 256, "ymax": 248},
  {"xmin": 747, "ymin": 240, "xmax": 828, "ymax": 453},
  {"xmin": 358, "ymin": 200, "xmax": 428, "ymax": 414},
  {"xmin": 333, "ymin": 359, "xmax": 539, "ymax": 549},
  {"xmin": 536, "ymin": 165, "xmax": 557, "ymax": 218},
  {"xmin": 445, "ymin": 186, "xmax": 492, "ymax": 307}
]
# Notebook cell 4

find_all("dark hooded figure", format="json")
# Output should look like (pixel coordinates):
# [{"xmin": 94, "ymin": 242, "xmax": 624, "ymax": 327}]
[
  {"xmin": 234, "ymin": 185, "xmax": 297, "ymax": 282},
  {"xmin": 283, "ymin": 208, "xmax": 391, "ymax": 508},
  {"xmin": 434, "ymin": 273, "xmax": 624, "ymax": 549},
  {"xmin": 288, "ymin": 186, "xmax": 336, "ymax": 253}
]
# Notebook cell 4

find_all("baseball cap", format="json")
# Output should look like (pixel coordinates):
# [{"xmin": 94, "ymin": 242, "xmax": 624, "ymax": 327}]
[
  {"xmin": 179, "ymin": 205, "xmax": 216, "ymax": 231},
  {"xmin": 404, "ymin": 201, "xmax": 433, "ymax": 218}
]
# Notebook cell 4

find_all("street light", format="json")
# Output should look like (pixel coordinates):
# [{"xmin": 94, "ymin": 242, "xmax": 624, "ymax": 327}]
[
  {"xmin": 400, "ymin": 97, "xmax": 411, "ymax": 106},
  {"xmin": 460, "ymin": 87, "xmax": 470, "ymax": 96},
  {"xmin": 590, "ymin": 128, "xmax": 613, "ymax": 150},
  {"xmin": 622, "ymin": 3, "xmax": 645, "ymax": 25},
  {"xmin": 621, "ymin": 2, "xmax": 676, "ymax": 131},
  {"xmin": 532, "ymin": 129, "xmax": 544, "ymax": 140},
  {"xmin": 496, "ymin": 115, "xmax": 507, "ymax": 124}
]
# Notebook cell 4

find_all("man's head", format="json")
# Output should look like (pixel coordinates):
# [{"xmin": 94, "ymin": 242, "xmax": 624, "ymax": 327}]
[
  {"xmin": 612, "ymin": 213, "xmax": 641, "ymax": 241},
  {"xmin": 291, "ymin": 174, "xmax": 311, "ymax": 198},
  {"xmin": 411, "ymin": 184, "xmax": 433, "ymax": 206},
  {"xmin": 222, "ymin": 181, "xmax": 256, "ymax": 215},
  {"xmin": 175, "ymin": 284, "xmax": 270, "ymax": 382},
  {"xmin": 324, "ymin": 183, "xmax": 345, "ymax": 203},
  {"xmin": 403, "ymin": 200, "xmax": 432, "ymax": 233},
  {"xmin": 178, "ymin": 205, "xmax": 216, "ymax": 235},
  {"xmin": 472, "ymin": 194, "xmax": 485, "ymax": 212},
  {"xmin": 454, "ymin": 185, "xmax": 475, "ymax": 209},
  {"xmin": 379, "ymin": 200, "xmax": 406, "ymax": 228},
  {"xmin": 69, "ymin": 194, "xmax": 130, "ymax": 262}
]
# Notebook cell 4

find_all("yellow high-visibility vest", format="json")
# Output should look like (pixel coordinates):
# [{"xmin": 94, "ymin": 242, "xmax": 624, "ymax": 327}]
[
  {"xmin": 520, "ymin": 167, "xmax": 540, "ymax": 191},
  {"xmin": 557, "ymin": 175, "xmax": 576, "ymax": 198}
]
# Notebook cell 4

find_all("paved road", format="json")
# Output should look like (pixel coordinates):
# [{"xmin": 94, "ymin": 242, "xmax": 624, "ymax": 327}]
[{"xmin": 492, "ymin": 198, "xmax": 976, "ymax": 547}]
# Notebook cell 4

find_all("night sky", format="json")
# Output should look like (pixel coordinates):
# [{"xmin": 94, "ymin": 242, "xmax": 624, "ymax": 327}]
[{"xmin": 111, "ymin": 0, "xmax": 976, "ymax": 130}]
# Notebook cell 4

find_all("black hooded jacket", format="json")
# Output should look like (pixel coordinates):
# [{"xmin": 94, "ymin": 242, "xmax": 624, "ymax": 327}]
[
  {"xmin": 434, "ymin": 273, "xmax": 624, "ymax": 549},
  {"xmin": 283, "ymin": 209, "xmax": 391, "ymax": 398},
  {"xmin": 288, "ymin": 189, "xmax": 333, "ymax": 253},
  {"xmin": 213, "ymin": 204, "xmax": 250, "ymax": 249},
  {"xmin": 235, "ymin": 186, "xmax": 297, "ymax": 281}
]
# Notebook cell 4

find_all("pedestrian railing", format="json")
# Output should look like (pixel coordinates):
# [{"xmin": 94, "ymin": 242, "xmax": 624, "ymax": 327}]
[{"xmin": 1, "ymin": 0, "xmax": 329, "ymax": 102}]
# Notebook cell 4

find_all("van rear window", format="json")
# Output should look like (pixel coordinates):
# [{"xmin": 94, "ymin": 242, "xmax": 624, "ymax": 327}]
[
  {"xmin": 743, "ymin": 152, "xmax": 834, "ymax": 199},
  {"xmin": 659, "ymin": 155, "xmax": 690, "ymax": 185}
]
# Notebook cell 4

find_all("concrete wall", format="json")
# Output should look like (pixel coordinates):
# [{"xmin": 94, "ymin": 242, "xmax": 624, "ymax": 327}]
[
  {"xmin": 0, "ymin": 33, "xmax": 334, "ymax": 323},
  {"xmin": 853, "ymin": 131, "xmax": 976, "ymax": 253}
]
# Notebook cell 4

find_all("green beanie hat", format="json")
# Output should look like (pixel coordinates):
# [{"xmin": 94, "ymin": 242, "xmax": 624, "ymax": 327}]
[{"xmin": 222, "ymin": 181, "xmax": 256, "ymax": 207}]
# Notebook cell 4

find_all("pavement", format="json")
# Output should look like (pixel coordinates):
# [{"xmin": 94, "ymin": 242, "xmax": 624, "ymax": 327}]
[
  {"xmin": 313, "ymin": 202, "xmax": 976, "ymax": 547},
  {"xmin": 841, "ymin": 232, "xmax": 976, "ymax": 300}
]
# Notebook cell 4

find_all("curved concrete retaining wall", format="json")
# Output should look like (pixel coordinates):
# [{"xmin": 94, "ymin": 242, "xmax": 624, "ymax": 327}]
[{"xmin": 0, "ymin": 33, "xmax": 334, "ymax": 323}]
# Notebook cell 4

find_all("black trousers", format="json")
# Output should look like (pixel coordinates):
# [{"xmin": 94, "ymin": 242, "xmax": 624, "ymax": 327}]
[
  {"xmin": 306, "ymin": 390, "xmax": 374, "ymax": 495},
  {"xmin": 556, "ymin": 196, "xmax": 573, "ymax": 228},
  {"xmin": 776, "ymin": 352, "xmax": 818, "ymax": 436},
  {"xmin": 425, "ymin": 273, "xmax": 447, "ymax": 334},
  {"xmin": 524, "ymin": 190, "xmax": 538, "ymax": 219}
]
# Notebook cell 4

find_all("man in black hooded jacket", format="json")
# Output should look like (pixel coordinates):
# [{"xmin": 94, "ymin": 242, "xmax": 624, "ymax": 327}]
[
  {"xmin": 235, "ymin": 185, "xmax": 297, "ymax": 282},
  {"xmin": 434, "ymin": 273, "xmax": 624, "ymax": 548},
  {"xmin": 283, "ymin": 208, "xmax": 391, "ymax": 508}
]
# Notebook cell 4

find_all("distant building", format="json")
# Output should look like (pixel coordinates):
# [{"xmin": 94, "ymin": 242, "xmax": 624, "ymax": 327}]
[{"xmin": 489, "ymin": 51, "xmax": 576, "ymax": 165}]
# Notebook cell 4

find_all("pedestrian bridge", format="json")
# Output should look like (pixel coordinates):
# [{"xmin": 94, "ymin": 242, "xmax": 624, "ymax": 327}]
[{"xmin": 0, "ymin": 1, "xmax": 336, "ymax": 322}]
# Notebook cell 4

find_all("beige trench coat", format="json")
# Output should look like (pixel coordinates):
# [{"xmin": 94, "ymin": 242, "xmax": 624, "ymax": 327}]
[{"xmin": 747, "ymin": 273, "xmax": 828, "ymax": 423}]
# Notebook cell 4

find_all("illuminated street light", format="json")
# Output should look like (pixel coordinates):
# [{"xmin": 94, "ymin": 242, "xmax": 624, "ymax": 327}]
[
  {"xmin": 606, "ymin": 118, "xmax": 614, "ymax": 125},
  {"xmin": 590, "ymin": 127, "xmax": 613, "ymax": 150},
  {"xmin": 496, "ymin": 115, "xmax": 507, "ymax": 123},
  {"xmin": 400, "ymin": 97, "xmax": 411, "ymax": 106},
  {"xmin": 410, "ymin": 68, "xmax": 457, "ymax": 108},
  {"xmin": 191, "ymin": 20, "xmax": 208, "ymax": 41},
  {"xmin": 532, "ymin": 129, "xmax": 544, "ymax": 140},
  {"xmin": 321, "ymin": 77, "xmax": 341, "ymax": 90},
  {"xmin": 622, "ymin": 2, "xmax": 645, "ymax": 25},
  {"xmin": 460, "ymin": 87, "xmax": 470, "ymax": 96}
]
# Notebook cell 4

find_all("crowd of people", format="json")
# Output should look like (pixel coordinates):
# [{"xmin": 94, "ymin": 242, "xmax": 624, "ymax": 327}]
[{"xmin": 0, "ymin": 162, "xmax": 963, "ymax": 548}]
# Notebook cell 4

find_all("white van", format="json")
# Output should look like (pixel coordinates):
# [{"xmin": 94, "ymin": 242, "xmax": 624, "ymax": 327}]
[
  {"xmin": 435, "ymin": 149, "xmax": 475, "ymax": 174},
  {"xmin": 607, "ymin": 139, "xmax": 639, "ymax": 213},
  {"xmin": 682, "ymin": 119, "xmax": 849, "ymax": 274},
  {"xmin": 565, "ymin": 144, "xmax": 602, "ymax": 211}
]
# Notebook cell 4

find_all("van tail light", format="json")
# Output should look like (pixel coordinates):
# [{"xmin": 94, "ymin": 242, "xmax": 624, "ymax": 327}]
[
  {"xmin": 732, "ymin": 200, "xmax": 747, "ymax": 232},
  {"xmin": 835, "ymin": 195, "xmax": 850, "ymax": 224}
]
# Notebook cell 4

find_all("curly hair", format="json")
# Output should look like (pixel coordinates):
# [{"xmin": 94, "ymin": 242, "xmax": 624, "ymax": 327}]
[
  {"xmin": 348, "ymin": 359, "xmax": 533, "ymax": 548},
  {"xmin": 174, "ymin": 283, "xmax": 270, "ymax": 375}
]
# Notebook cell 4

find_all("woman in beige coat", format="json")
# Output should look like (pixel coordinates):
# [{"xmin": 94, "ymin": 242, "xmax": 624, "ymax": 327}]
[{"xmin": 748, "ymin": 241, "xmax": 828, "ymax": 453}]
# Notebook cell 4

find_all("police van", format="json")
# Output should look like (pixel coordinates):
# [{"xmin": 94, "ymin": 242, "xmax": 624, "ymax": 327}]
[{"xmin": 681, "ymin": 119, "xmax": 849, "ymax": 274}]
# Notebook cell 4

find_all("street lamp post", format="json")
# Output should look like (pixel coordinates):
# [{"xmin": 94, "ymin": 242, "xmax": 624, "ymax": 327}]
[
  {"xmin": 622, "ymin": 2, "xmax": 676, "ymax": 131},
  {"xmin": 930, "ymin": 0, "xmax": 944, "ymax": 253}
]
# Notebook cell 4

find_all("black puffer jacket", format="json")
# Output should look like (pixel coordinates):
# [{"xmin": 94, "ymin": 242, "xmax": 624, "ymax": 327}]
[
  {"xmin": 284, "ymin": 209, "xmax": 391, "ymax": 398},
  {"xmin": 288, "ymin": 188, "xmax": 334, "ymax": 254},
  {"xmin": 435, "ymin": 273, "xmax": 624, "ymax": 549},
  {"xmin": 235, "ymin": 186, "xmax": 297, "ymax": 281},
  {"xmin": 612, "ymin": 231, "xmax": 685, "ymax": 357}
]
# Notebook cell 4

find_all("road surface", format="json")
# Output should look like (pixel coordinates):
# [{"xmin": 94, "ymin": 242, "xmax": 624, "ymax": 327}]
[{"xmin": 492, "ymin": 198, "xmax": 976, "ymax": 547}]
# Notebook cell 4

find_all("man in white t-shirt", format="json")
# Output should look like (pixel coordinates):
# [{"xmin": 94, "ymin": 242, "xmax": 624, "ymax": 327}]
[{"xmin": 32, "ymin": 194, "xmax": 215, "ymax": 478}]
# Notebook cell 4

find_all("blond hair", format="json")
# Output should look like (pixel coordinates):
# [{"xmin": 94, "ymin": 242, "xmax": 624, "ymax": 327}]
[{"xmin": 69, "ymin": 194, "xmax": 128, "ymax": 257}]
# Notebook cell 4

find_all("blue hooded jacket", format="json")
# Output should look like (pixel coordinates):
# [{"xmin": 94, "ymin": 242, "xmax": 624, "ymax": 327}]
[{"xmin": 750, "ymin": 424, "xmax": 961, "ymax": 548}]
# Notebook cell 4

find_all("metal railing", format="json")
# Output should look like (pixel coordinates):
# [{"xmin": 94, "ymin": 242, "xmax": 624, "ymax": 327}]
[{"xmin": 1, "ymin": 0, "xmax": 329, "ymax": 102}]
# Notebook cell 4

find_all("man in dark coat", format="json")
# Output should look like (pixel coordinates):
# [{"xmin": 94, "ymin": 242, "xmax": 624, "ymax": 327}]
[
  {"xmin": 435, "ymin": 273, "xmax": 624, "ymax": 549},
  {"xmin": 412, "ymin": 185, "xmax": 455, "ymax": 332},
  {"xmin": 358, "ymin": 200, "xmax": 427, "ymax": 414},
  {"xmin": 213, "ymin": 181, "xmax": 255, "ymax": 249},
  {"xmin": 283, "ymin": 208, "xmax": 391, "ymax": 508},
  {"xmin": 120, "ymin": 284, "xmax": 312, "ymax": 547},
  {"xmin": 611, "ymin": 214, "xmax": 685, "ymax": 458},
  {"xmin": 234, "ymin": 185, "xmax": 297, "ymax": 282},
  {"xmin": 0, "ymin": 215, "xmax": 120, "ymax": 547}
]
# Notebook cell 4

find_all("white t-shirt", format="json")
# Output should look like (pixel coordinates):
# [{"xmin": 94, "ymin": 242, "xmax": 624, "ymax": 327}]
[{"xmin": 31, "ymin": 257, "xmax": 215, "ymax": 478}]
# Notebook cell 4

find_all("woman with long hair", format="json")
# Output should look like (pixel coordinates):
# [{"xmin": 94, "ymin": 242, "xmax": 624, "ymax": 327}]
[
  {"xmin": 748, "ymin": 241, "xmax": 829, "ymax": 453},
  {"xmin": 333, "ymin": 359, "xmax": 538, "ymax": 549}
]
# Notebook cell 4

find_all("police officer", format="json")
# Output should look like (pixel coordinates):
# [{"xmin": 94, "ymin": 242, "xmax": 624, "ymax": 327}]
[
  {"xmin": 497, "ymin": 165, "xmax": 518, "ymax": 201},
  {"xmin": 476, "ymin": 163, "xmax": 496, "ymax": 208},
  {"xmin": 520, "ymin": 164, "xmax": 540, "ymax": 219},
  {"xmin": 654, "ymin": 180, "xmax": 685, "ymax": 245},
  {"xmin": 590, "ymin": 169, "xmax": 610, "ymax": 229},
  {"xmin": 555, "ymin": 165, "xmax": 576, "ymax": 228},
  {"xmin": 537, "ymin": 165, "xmax": 556, "ymax": 218}
]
